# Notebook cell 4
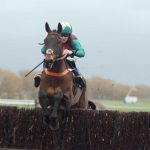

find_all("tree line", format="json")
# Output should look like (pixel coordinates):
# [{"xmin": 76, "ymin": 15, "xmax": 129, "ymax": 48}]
[{"xmin": 0, "ymin": 68, "xmax": 150, "ymax": 100}]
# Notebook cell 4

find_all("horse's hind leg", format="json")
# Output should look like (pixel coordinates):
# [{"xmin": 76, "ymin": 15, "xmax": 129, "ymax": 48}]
[
  {"xmin": 38, "ymin": 90, "xmax": 50, "ymax": 124},
  {"xmin": 78, "ymin": 87, "xmax": 88, "ymax": 108},
  {"xmin": 88, "ymin": 100, "xmax": 96, "ymax": 110}
]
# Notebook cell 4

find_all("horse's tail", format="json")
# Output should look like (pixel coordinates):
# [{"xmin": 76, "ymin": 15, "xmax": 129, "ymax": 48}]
[{"xmin": 88, "ymin": 100, "xmax": 96, "ymax": 110}]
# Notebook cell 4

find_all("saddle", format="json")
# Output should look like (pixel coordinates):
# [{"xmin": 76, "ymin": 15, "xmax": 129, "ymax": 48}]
[{"xmin": 65, "ymin": 59, "xmax": 86, "ymax": 105}]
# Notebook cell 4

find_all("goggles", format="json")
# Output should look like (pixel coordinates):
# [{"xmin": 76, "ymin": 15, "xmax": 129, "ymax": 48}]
[{"xmin": 61, "ymin": 33, "xmax": 70, "ymax": 37}]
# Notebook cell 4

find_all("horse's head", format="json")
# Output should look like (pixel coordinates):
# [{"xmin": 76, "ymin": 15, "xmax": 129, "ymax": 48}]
[{"xmin": 43, "ymin": 22, "xmax": 64, "ymax": 69}]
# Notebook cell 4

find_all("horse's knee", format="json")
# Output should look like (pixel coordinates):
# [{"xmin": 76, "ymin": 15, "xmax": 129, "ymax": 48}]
[
  {"xmin": 38, "ymin": 90, "xmax": 49, "ymax": 108},
  {"xmin": 39, "ymin": 90, "xmax": 47, "ymax": 100},
  {"xmin": 53, "ymin": 92, "xmax": 63, "ymax": 100},
  {"xmin": 50, "ymin": 93, "xmax": 68, "ymax": 118}
]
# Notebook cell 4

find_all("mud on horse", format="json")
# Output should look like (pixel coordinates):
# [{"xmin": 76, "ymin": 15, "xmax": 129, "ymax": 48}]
[{"xmin": 38, "ymin": 22, "xmax": 95, "ymax": 130}]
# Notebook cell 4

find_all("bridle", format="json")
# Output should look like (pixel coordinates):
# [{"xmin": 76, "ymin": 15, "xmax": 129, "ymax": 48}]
[
  {"xmin": 48, "ymin": 32, "xmax": 61, "ymax": 39},
  {"xmin": 44, "ymin": 32, "xmax": 69, "ymax": 74}
]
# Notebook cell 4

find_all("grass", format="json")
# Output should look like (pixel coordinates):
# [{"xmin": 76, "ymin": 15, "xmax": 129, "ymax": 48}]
[
  {"xmin": 96, "ymin": 99, "xmax": 150, "ymax": 112},
  {"xmin": 1, "ymin": 99, "xmax": 150, "ymax": 112}
]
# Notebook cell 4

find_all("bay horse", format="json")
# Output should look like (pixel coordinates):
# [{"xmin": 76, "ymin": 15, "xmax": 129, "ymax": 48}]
[{"xmin": 38, "ymin": 22, "xmax": 95, "ymax": 130}]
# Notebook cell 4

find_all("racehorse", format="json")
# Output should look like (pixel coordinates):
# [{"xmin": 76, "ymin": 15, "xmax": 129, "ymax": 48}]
[{"xmin": 38, "ymin": 22, "xmax": 96, "ymax": 130}]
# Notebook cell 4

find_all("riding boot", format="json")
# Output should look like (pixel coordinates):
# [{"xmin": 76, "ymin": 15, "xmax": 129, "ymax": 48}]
[
  {"xmin": 66, "ymin": 59, "xmax": 85, "ymax": 88},
  {"xmin": 34, "ymin": 60, "xmax": 47, "ymax": 88},
  {"xmin": 72, "ymin": 68, "xmax": 85, "ymax": 88},
  {"xmin": 34, "ymin": 74, "xmax": 41, "ymax": 88}
]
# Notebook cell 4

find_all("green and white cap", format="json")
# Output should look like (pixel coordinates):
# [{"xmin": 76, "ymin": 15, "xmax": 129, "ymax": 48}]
[{"xmin": 60, "ymin": 22, "xmax": 72, "ymax": 35}]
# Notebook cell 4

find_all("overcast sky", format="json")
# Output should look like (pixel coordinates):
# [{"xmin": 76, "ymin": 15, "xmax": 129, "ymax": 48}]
[{"xmin": 0, "ymin": 0, "xmax": 150, "ymax": 86}]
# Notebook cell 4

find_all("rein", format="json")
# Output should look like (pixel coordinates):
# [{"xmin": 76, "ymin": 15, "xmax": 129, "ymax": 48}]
[{"xmin": 55, "ymin": 54, "xmax": 67, "ymax": 61}]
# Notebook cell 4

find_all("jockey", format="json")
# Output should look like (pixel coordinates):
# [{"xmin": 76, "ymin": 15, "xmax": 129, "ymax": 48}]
[{"xmin": 34, "ymin": 21, "xmax": 85, "ymax": 88}]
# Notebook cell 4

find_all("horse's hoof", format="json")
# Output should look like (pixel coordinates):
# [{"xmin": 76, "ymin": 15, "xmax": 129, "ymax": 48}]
[
  {"xmin": 58, "ymin": 110, "xmax": 66, "ymax": 124},
  {"xmin": 43, "ymin": 115, "xmax": 50, "ymax": 126},
  {"xmin": 49, "ymin": 117, "xmax": 60, "ymax": 130}
]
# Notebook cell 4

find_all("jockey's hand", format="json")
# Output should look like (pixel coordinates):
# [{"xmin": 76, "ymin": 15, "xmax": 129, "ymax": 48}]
[{"xmin": 63, "ymin": 49, "xmax": 73, "ymax": 56}]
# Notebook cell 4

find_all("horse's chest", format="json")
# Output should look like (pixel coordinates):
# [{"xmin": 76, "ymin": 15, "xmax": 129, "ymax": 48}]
[{"xmin": 44, "ymin": 80, "xmax": 71, "ymax": 95}]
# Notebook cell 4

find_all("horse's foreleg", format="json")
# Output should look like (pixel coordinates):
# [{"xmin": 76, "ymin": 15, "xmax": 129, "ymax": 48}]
[
  {"xmin": 39, "ymin": 90, "xmax": 50, "ymax": 125},
  {"xmin": 39, "ymin": 90, "xmax": 49, "ymax": 113},
  {"xmin": 50, "ymin": 92, "xmax": 64, "ymax": 118},
  {"xmin": 49, "ymin": 92, "xmax": 64, "ymax": 130}
]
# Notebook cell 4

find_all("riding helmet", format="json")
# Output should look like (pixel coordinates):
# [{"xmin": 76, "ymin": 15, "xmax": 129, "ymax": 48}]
[{"xmin": 58, "ymin": 22, "xmax": 72, "ymax": 35}]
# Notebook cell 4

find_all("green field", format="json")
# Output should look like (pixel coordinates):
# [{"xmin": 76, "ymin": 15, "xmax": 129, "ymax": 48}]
[
  {"xmin": 97, "ymin": 99, "xmax": 150, "ymax": 112},
  {"xmin": 1, "ymin": 99, "xmax": 150, "ymax": 112}
]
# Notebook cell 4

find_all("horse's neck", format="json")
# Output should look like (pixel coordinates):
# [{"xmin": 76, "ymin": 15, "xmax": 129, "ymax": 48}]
[{"xmin": 50, "ymin": 60, "xmax": 67, "ymax": 73}]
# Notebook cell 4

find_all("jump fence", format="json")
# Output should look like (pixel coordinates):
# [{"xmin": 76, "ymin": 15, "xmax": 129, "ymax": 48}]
[{"xmin": 0, "ymin": 107, "xmax": 149, "ymax": 150}]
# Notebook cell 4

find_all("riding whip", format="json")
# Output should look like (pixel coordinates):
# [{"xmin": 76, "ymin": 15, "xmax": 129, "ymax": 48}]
[{"xmin": 25, "ymin": 60, "xmax": 44, "ymax": 77}]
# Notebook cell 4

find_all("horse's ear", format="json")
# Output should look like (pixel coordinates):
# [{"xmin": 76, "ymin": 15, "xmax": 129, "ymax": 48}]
[
  {"xmin": 45, "ymin": 22, "xmax": 51, "ymax": 33},
  {"xmin": 57, "ymin": 22, "xmax": 62, "ymax": 34}
]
